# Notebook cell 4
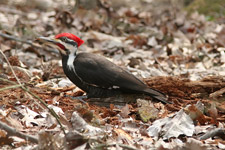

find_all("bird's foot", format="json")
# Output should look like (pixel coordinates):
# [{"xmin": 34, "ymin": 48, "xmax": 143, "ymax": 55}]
[{"xmin": 65, "ymin": 95, "xmax": 88, "ymax": 104}]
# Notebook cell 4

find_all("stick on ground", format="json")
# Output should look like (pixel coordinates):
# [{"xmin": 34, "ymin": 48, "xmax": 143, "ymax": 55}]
[{"xmin": 0, "ymin": 121, "xmax": 38, "ymax": 143}]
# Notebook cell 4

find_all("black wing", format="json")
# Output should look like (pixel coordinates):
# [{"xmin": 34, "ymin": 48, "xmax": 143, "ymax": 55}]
[{"xmin": 74, "ymin": 53, "xmax": 147, "ymax": 91}]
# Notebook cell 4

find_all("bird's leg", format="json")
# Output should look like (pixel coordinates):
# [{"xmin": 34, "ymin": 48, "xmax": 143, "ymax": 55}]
[{"xmin": 64, "ymin": 95, "xmax": 88, "ymax": 104}]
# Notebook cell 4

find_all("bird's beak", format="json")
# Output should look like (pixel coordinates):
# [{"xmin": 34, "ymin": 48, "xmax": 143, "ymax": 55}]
[
  {"xmin": 37, "ymin": 37, "xmax": 60, "ymax": 45},
  {"xmin": 37, "ymin": 37, "xmax": 66, "ymax": 54}
]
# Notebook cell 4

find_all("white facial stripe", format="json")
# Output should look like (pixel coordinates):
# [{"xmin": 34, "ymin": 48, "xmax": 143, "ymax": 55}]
[
  {"xmin": 60, "ymin": 41, "xmax": 78, "ymax": 71},
  {"xmin": 67, "ymin": 38, "xmax": 75, "ymax": 43},
  {"xmin": 59, "ymin": 41, "xmax": 78, "ymax": 54}
]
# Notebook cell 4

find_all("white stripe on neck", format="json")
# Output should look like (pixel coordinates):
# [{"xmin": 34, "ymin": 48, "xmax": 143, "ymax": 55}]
[
  {"xmin": 64, "ymin": 43, "xmax": 78, "ymax": 71},
  {"xmin": 67, "ymin": 54, "xmax": 76, "ymax": 71}
]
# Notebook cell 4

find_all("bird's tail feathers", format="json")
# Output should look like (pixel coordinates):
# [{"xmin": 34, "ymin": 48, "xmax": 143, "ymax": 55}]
[{"xmin": 143, "ymin": 88, "xmax": 171, "ymax": 104}]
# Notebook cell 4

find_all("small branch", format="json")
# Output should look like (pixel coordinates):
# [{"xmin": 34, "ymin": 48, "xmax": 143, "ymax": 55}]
[
  {"xmin": 185, "ymin": 81, "xmax": 225, "ymax": 88},
  {"xmin": 200, "ymin": 128, "xmax": 225, "ymax": 140},
  {"xmin": 0, "ymin": 121, "xmax": 38, "ymax": 143},
  {"xmin": 93, "ymin": 143, "xmax": 139, "ymax": 150},
  {"xmin": 0, "ymin": 32, "xmax": 58, "ymax": 54},
  {"xmin": 209, "ymin": 87, "xmax": 225, "ymax": 98},
  {"xmin": 118, "ymin": 144, "xmax": 139, "ymax": 150},
  {"xmin": 0, "ymin": 32, "xmax": 35, "ymax": 47},
  {"xmin": 0, "ymin": 84, "xmax": 23, "ymax": 91},
  {"xmin": 0, "ymin": 77, "xmax": 17, "ymax": 85},
  {"xmin": 0, "ymin": 48, "xmax": 22, "ymax": 85}
]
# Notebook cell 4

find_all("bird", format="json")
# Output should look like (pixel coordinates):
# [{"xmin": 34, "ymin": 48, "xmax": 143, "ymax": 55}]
[{"xmin": 38, "ymin": 33, "xmax": 170, "ymax": 104}]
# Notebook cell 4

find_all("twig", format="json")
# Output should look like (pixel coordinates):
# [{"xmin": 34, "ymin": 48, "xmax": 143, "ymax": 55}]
[
  {"xmin": 0, "ymin": 120, "xmax": 38, "ymax": 143},
  {"xmin": 209, "ymin": 87, "xmax": 225, "ymax": 98},
  {"xmin": 200, "ymin": 128, "xmax": 225, "ymax": 140},
  {"xmin": 0, "ymin": 48, "xmax": 66, "ymax": 135},
  {"xmin": 0, "ymin": 48, "xmax": 22, "ymax": 85},
  {"xmin": 118, "ymin": 144, "xmax": 139, "ymax": 150},
  {"xmin": 0, "ymin": 77, "xmax": 17, "ymax": 85},
  {"xmin": 92, "ymin": 143, "xmax": 139, "ymax": 150},
  {"xmin": 0, "ymin": 32, "xmax": 58, "ymax": 54},
  {"xmin": 0, "ymin": 84, "xmax": 23, "ymax": 91},
  {"xmin": 0, "ymin": 32, "xmax": 35, "ymax": 47},
  {"xmin": 185, "ymin": 81, "xmax": 225, "ymax": 88}
]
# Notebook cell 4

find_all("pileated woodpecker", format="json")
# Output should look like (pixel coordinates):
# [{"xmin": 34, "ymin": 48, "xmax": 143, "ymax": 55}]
[{"xmin": 38, "ymin": 33, "xmax": 170, "ymax": 104}]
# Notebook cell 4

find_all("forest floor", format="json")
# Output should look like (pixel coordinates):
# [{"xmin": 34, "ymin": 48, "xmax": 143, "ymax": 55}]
[{"xmin": 0, "ymin": 0, "xmax": 225, "ymax": 149}]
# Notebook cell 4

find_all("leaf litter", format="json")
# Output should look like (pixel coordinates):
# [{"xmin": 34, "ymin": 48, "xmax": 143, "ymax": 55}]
[{"xmin": 0, "ymin": 0, "xmax": 225, "ymax": 149}]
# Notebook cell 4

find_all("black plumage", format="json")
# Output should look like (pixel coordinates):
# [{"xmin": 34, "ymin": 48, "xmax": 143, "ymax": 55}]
[
  {"xmin": 62, "ymin": 53, "xmax": 169, "ymax": 104},
  {"xmin": 38, "ymin": 33, "xmax": 170, "ymax": 104}
]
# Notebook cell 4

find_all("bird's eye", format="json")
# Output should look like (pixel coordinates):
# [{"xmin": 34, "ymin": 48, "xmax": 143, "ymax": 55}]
[{"xmin": 60, "ymin": 37, "xmax": 67, "ymax": 42}]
